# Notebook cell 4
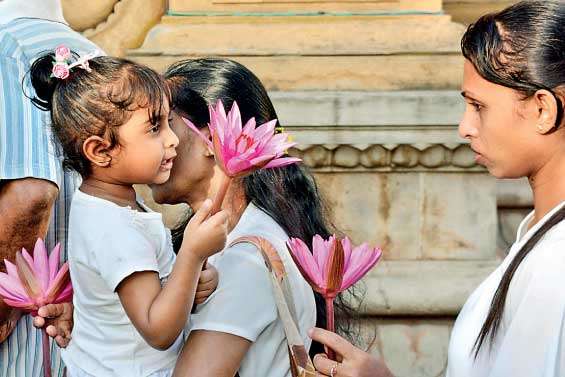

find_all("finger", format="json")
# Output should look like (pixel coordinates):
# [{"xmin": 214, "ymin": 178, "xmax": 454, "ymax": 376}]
[
  {"xmin": 55, "ymin": 334, "xmax": 70, "ymax": 348},
  {"xmin": 37, "ymin": 303, "xmax": 65, "ymax": 319},
  {"xmin": 194, "ymin": 297, "xmax": 205, "ymax": 305},
  {"xmin": 308, "ymin": 327, "xmax": 354, "ymax": 358},
  {"xmin": 45, "ymin": 325, "xmax": 58, "ymax": 338},
  {"xmin": 206, "ymin": 210, "xmax": 229, "ymax": 227},
  {"xmin": 190, "ymin": 199, "xmax": 212, "ymax": 225},
  {"xmin": 195, "ymin": 289, "xmax": 214, "ymax": 299},
  {"xmin": 58, "ymin": 321, "xmax": 73, "ymax": 339},
  {"xmin": 33, "ymin": 316, "xmax": 45, "ymax": 328},
  {"xmin": 196, "ymin": 280, "xmax": 217, "ymax": 292},
  {"xmin": 198, "ymin": 268, "xmax": 216, "ymax": 283},
  {"xmin": 313, "ymin": 354, "xmax": 341, "ymax": 376}
]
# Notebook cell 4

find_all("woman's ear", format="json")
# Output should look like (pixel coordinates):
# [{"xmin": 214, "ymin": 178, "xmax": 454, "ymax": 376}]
[
  {"xmin": 82, "ymin": 136, "xmax": 113, "ymax": 167},
  {"xmin": 534, "ymin": 89, "xmax": 559, "ymax": 134},
  {"xmin": 200, "ymin": 128, "xmax": 214, "ymax": 157}
]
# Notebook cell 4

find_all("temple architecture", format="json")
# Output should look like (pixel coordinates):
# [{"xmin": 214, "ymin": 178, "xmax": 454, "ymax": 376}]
[{"xmin": 62, "ymin": 1, "xmax": 523, "ymax": 375}]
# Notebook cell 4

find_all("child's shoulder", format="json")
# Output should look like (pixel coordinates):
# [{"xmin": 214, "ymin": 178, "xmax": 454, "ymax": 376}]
[{"xmin": 70, "ymin": 190, "xmax": 148, "ymax": 231}]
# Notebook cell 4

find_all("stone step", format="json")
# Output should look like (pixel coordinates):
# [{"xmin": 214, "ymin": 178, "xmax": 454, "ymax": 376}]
[
  {"xmin": 134, "ymin": 15, "xmax": 463, "ymax": 56},
  {"xmin": 361, "ymin": 260, "xmax": 499, "ymax": 315},
  {"xmin": 128, "ymin": 14, "xmax": 465, "ymax": 90},
  {"xmin": 172, "ymin": 0, "xmax": 443, "ymax": 14},
  {"xmin": 445, "ymin": 0, "xmax": 518, "ymax": 24},
  {"xmin": 131, "ymin": 54, "xmax": 464, "ymax": 91}
]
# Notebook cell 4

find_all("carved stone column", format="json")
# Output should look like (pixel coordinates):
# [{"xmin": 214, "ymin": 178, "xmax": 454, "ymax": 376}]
[{"xmin": 62, "ymin": 0, "xmax": 166, "ymax": 57}]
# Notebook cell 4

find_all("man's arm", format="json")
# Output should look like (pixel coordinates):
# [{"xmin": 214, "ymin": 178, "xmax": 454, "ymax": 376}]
[{"xmin": 0, "ymin": 177, "xmax": 59, "ymax": 342}]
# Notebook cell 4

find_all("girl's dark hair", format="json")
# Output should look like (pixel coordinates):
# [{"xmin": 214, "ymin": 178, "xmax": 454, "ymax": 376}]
[
  {"xmin": 165, "ymin": 58, "xmax": 358, "ymax": 356},
  {"xmin": 28, "ymin": 52, "xmax": 169, "ymax": 177},
  {"xmin": 461, "ymin": 0, "xmax": 565, "ymax": 357}
]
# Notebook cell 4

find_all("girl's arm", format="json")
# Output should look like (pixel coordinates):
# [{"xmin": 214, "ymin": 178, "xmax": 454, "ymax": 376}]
[
  {"xmin": 172, "ymin": 330, "xmax": 251, "ymax": 377},
  {"xmin": 117, "ymin": 199, "xmax": 228, "ymax": 350}
]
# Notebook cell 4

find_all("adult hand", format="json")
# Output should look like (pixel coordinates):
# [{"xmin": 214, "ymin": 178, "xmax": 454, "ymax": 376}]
[
  {"xmin": 195, "ymin": 264, "xmax": 218, "ymax": 305},
  {"xmin": 32, "ymin": 303, "xmax": 73, "ymax": 348},
  {"xmin": 309, "ymin": 327, "xmax": 394, "ymax": 377}
]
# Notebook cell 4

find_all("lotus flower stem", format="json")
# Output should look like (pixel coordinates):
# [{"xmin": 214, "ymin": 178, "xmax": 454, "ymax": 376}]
[
  {"xmin": 211, "ymin": 173, "xmax": 232, "ymax": 216},
  {"xmin": 42, "ymin": 327, "xmax": 52, "ymax": 377},
  {"xmin": 325, "ymin": 297, "xmax": 337, "ymax": 361}
]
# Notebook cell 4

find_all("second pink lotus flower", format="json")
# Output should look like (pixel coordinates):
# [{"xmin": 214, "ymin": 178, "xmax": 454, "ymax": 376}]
[{"xmin": 287, "ymin": 234, "xmax": 382, "ymax": 360}]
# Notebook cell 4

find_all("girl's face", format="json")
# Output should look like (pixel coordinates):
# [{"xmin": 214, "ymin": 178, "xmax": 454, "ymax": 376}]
[
  {"xmin": 151, "ymin": 110, "xmax": 220, "ymax": 209},
  {"xmin": 109, "ymin": 101, "xmax": 179, "ymax": 185},
  {"xmin": 458, "ymin": 60, "xmax": 556, "ymax": 179}
]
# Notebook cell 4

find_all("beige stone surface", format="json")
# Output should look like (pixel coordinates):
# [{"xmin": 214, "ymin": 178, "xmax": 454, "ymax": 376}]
[
  {"xmin": 420, "ymin": 173, "xmax": 496, "ymax": 259},
  {"xmin": 361, "ymin": 260, "xmax": 498, "ymax": 315},
  {"xmin": 62, "ymin": 0, "xmax": 117, "ymax": 31},
  {"xmin": 136, "ymin": 15, "xmax": 463, "ymax": 56},
  {"xmin": 267, "ymin": 91, "xmax": 465, "ymax": 127},
  {"xmin": 356, "ymin": 318, "xmax": 453, "ymax": 377},
  {"xmin": 130, "ymin": 54, "xmax": 464, "ymax": 91},
  {"xmin": 314, "ymin": 172, "xmax": 496, "ymax": 260},
  {"xmin": 170, "ymin": 0, "xmax": 442, "ymax": 13},
  {"xmin": 69, "ymin": 0, "xmax": 166, "ymax": 57},
  {"xmin": 444, "ymin": 0, "xmax": 519, "ymax": 24}
]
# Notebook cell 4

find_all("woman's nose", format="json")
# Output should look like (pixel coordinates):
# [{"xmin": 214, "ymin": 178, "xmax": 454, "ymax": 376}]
[{"xmin": 458, "ymin": 109, "xmax": 478, "ymax": 140}]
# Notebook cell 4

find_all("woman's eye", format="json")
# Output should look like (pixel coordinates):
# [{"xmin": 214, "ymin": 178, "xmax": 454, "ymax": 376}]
[
  {"xmin": 149, "ymin": 124, "xmax": 160, "ymax": 134},
  {"xmin": 471, "ymin": 102, "xmax": 483, "ymax": 112}
]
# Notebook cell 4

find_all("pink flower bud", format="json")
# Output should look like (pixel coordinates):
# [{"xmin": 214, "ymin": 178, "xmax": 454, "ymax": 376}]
[{"xmin": 52, "ymin": 63, "xmax": 70, "ymax": 80}]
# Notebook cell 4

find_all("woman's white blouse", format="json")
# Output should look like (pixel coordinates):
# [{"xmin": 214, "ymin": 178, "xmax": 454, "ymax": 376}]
[
  {"xmin": 188, "ymin": 202, "xmax": 317, "ymax": 377},
  {"xmin": 447, "ymin": 201, "xmax": 565, "ymax": 377}
]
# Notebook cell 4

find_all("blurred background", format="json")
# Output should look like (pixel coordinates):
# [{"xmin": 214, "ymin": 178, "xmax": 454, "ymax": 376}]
[{"xmin": 59, "ymin": 1, "xmax": 525, "ymax": 375}]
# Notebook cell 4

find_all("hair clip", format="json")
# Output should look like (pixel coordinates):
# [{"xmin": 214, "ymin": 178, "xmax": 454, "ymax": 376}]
[{"xmin": 51, "ymin": 45, "xmax": 101, "ymax": 80}]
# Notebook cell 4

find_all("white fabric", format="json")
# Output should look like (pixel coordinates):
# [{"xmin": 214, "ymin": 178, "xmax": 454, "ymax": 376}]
[
  {"xmin": 0, "ymin": 0, "xmax": 66, "ymax": 25},
  {"xmin": 61, "ymin": 190, "xmax": 182, "ymax": 377},
  {"xmin": 447, "ymin": 201, "xmax": 565, "ymax": 377},
  {"xmin": 188, "ymin": 202, "xmax": 317, "ymax": 377}
]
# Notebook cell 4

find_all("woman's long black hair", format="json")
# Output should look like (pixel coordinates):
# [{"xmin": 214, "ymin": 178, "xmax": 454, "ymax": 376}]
[
  {"xmin": 165, "ymin": 58, "xmax": 358, "ymax": 357},
  {"xmin": 461, "ymin": 0, "xmax": 565, "ymax": 357}
]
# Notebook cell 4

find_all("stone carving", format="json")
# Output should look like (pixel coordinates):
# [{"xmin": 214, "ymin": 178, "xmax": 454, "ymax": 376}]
[
  {"xmin": 291, "ymin": 143, "xmax": 481, "ymax": 171},
  {"xmin": 62, "ymin": 0, "xmax": 166, "ymax": 57}
]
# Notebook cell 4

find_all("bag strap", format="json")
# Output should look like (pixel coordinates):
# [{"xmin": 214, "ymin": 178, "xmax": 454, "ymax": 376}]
[{"xmin": 229, "ymin": 236, "xmax": 316, "ymax": 377}]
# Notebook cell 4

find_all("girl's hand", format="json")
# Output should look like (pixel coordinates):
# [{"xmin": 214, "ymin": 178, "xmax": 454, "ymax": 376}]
[
  {"xmin": 195, "ymin": 264, "xmax": 218, "ymax": 305},
  {"xmin": 183, "ymin": 199, "xmax": 228, "ymax": 260},
  {"xmin": 309, "ymin": 327, "xmax": 394, "ymax": 377}
]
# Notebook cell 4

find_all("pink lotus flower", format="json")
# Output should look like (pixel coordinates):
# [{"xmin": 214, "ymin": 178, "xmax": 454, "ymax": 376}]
[
  {"xmin": 287, "ymin": 234, "xmax": 382, "ymax": 360},
  {"xmin": 52, "ymin": 63, "xmax": 69, "ymax": 79},
  {"xmin": 184, "ymin": 100, "xmax": 300, "ymax": 178},
  {"xmin": 183, "ymin": 100, "xmax": 301, "ymax": 214},
  {"xmin": 0, "ymin": 239, "xmax": 72, "ymax": 314},
  {"xmin": 0, "ymin": 239, "xmax": 72, "ymax": 377}
]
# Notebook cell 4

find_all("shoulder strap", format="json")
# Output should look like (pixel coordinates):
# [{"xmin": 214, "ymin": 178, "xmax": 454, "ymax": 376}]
[{"xmin": 229, "ymin": 236, "xmax": 316, "ymax": 377}]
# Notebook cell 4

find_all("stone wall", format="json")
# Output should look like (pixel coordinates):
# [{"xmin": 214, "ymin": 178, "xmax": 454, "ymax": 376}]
[{"xmin": 61, "ymin": 1, "xmax": 525, "ymax": 375}]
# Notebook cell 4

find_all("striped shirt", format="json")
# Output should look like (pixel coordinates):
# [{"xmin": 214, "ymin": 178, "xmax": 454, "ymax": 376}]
[{"xmin": 0, "ymin": 18, "xmax": 100, "ymax": 377}]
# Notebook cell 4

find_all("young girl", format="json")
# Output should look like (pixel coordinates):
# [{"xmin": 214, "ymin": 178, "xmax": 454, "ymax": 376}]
[{"xmin": 29, "ymin": 49, "xmax": 228, "ymax": 377}]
